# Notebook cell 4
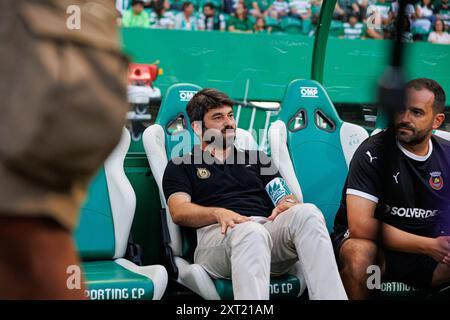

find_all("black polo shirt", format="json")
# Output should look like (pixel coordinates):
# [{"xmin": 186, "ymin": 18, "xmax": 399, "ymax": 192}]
[
  {"xmin": 162, "ymin": 145, "xmax": 281, "ymax": 218},
  {"xmin": 334, "ymin": 129, "xmax": 450, "ymax": 237},
  {"xmin": 162, "ymin": 145, "xmax": 281, "ymax": 260}
]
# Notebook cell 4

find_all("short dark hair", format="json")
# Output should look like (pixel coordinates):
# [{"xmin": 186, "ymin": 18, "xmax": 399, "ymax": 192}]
[
  {"xmin": 132, "ymin": 0, "xmax": 145, "ymax": 6},
  {"xmin": 203, "ymin": 2, "xmax": 216, "ymax": 10},
  {"xmin": 182, "ymin": 1, "xmax": 193, "ymax": 11},
  {"xmin": 186, "ymin": 88, "xmax": 234, "ymax": 123},
  {"xmin": 348, "ymin": 13, "xmax": 359, "ymax": 20},
  {"xmin": 406, "ymin": 78, "xmax": 446, "ymax": 114}
]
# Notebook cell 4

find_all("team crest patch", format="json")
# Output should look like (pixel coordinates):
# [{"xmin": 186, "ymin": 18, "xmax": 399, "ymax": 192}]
[
  {"xmin": 197, "ymin": 168, "xmax": 211, "ymax": 179},
  {"xmin": 429, "ymin": 171, "xmax": 444, "ymax": 190}
]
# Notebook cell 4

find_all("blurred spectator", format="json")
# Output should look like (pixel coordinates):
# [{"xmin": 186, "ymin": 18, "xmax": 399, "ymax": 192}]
[
  {"xmin": 413, "ymin": 0, "xmax": 436, "ymax": 33},
  {"xmin": 366, "ymin": 0, "xmax": 392, "ymax": 26},
  {"xmin": 390, "ymin": 0, "xmax": 415, "ymax": 21},
  {"xmin": 340, "ymin": 13, "xmax": 366, "ymax": 39},
  {"xmin": 385, "ymin": 14, "xmax": 413, "ymax": 42},
  {"xmin": 198, "ymin": 2, "xmax": 227, "ymax": 30},
  {"xmin": 365, "ymin": 4, "xmax": 384, "ymax": 38},
  {"xmin": 434, "ymin": 0, "xmax": 450, "ymax": 29},
  {"xmin": 267, "ymin": 0, "xmax": 290, "ymax": 20},
  {"xmin": 175, "ymin": 1, "xmax": 198, "ymax": 30},
  {"xmin": 334, "ymin": 0, "xmax": 360, "ymax": 22},
  {"xmin": 228, "ymin": 3, "xmax": 255, "ymax": 32},
  {"xmin": 289, "ymin": 0, "xmax": 314, "ymax": 34},
  {"xmin": 122, "ymin": 0, "xmax": 150, "ymax": 27},
  {"xmin": 150, "ymin": 0, "xmax": 176, "ymax": 28},
  {"xmin": 203, "ymin": 0, "xmax": 225, "ymax": 11},
  {"xmin": 115, "ymin": 0, "xmax": 450, "ymax": 43},
  {"xmin": 428, "ymin": 18, "xmax": 450, "ymax": 43},
  {"xmin": 290, "ymin": 0, "xmax": 312, "ymax": 20},
  {"xmin": 311, "ymin": 0, "xmax": 323, "ymax": 24},
  {"xmin": 356, "ymin": 0, "xmax": 376, "ymax": 20},
  {"xmin": 254, "ymin": 16, "xmax": 273, "ymax": 32}
]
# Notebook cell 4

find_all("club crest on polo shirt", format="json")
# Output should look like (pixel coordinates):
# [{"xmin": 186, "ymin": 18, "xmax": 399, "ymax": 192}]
[
  {"xmin": 265, "ymin": 177, "xmax": 292, "ymax": 206},
  {"xmin": 196, "ymin": 168, "xmax": 211, "ymax": 179},
  {"xmin": 429, "ymin": 171, "xmax": 444, "ymax": 190}
]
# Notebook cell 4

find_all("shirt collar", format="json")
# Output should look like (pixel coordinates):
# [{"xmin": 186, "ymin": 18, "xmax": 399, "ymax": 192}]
[{"xmin": 396, "ymin": 139, "xmax": 433, "ymax": 162}]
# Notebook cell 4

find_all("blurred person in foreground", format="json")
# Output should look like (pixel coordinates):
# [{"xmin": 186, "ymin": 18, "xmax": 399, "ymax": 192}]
[{"xmin": 0, "ymin": 0, "xmax": 128, "ymax": 299}]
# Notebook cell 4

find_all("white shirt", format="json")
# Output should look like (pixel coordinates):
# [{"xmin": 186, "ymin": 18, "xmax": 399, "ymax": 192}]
[{"xmin": 428, "ymin": 31, "xmax": 450, "ymax": 44}]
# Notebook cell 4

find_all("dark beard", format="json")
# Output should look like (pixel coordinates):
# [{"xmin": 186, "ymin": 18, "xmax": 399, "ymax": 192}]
[{"xmin": 395, "ymin": 124, "xmax": 430, "ymax": 146}]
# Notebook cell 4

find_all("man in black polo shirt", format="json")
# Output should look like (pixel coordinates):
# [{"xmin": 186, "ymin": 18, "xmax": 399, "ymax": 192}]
[
  {"xmin": 332, "ymin": 78, "xmax": 450, "ymax": 299},
  {"xmin": 163, "ymin": 88, "xmax": 347, "ymax": 300}
]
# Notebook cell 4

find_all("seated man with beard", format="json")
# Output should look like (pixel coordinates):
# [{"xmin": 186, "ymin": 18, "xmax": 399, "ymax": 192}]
[
  {"xmin": 162, "ymin": 88, "xmax": 347, "ymax": 300},
  {"xmin": 332, "ymin": 78, "xmax": 450, "ymax": 299}
]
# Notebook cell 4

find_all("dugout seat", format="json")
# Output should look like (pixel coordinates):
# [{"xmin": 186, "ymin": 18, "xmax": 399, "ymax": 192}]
[
  {"xmin": 268, "ymin": 79, "xmax": 369, "ymax": 231},
  {"xmin": 142, "ymin": 83, "xmax": 304, "ymax": 300},
  {"xmin": 74, "ymin": 128, "xmax": 168, "ymax": 300}
]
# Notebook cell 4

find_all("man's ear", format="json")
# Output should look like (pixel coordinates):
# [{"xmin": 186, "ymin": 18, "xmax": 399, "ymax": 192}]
[
  {"xmin": 191, "ymin": 120, "xmax": 203, "ymax": 137},
  {"xmin": 433, "ymin": 113, "xmax": 445, "ymax": 130}
]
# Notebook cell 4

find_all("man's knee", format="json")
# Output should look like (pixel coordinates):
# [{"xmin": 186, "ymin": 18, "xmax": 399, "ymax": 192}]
[
  {"xmin": 432, "ymin": 263, "xmax": 450, "ymax": 287},
  {"xmin": 290, "ymin": 203, "xmax": 326, "ymax": 226},
  {"xmin": 339, "ymin": 239, "xmax": 378, "ymax": 281},
  {"xmin": 231, "ymin": 221, "xmax": 272, "ymax": 248}
]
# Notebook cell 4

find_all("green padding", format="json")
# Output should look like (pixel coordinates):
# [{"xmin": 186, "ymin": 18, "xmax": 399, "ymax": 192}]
[
  {"xmin": 74, "ymin": 168, "xmax": 115, "ymax": 260},
  {"xmin": 214, "ymin": 274, "xmax": 301, "ymax": 300},
  {"xmin": 155, "ymin": 83, "xmax": 202, "ymax": 160},
  {"xmin": 276, "ymin": 79, "xmax": 348, "ymax": 231},
  {"xmin": 83, "ymin": 261, "xmax": 154, "ymax": 300}
]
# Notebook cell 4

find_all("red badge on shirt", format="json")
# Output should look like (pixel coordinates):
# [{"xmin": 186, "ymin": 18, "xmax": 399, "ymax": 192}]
[{"xmin": 429, "ymin": 171, "xmax": 444, "ymax": 191}]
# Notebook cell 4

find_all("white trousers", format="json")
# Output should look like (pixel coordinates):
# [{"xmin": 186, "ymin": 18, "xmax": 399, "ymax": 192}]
[{"xmin": 194, "ymin": 204, "xmax": 348, "ymax": 300}]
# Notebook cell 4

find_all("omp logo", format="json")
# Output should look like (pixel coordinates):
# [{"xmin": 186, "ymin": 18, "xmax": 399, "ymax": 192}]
[
  {"xmin": 179, "ymin": 90, "xmax": 197, "ymax": 101},
  {"xmin": 300, "ymin": 86, "xmax": 319, "ymax": 98}
]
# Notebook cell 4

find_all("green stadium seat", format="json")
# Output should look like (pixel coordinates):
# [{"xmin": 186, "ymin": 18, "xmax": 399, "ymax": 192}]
[
  {"xmin": 329, "ymin": 20, "xmax": 344, "ymax": 38},
  {"xmin": 142, "ymin": 83, "xmax": 304, "ymax": 299},
  {"xmin": 74, "ymin": 128, "xmax": 168, "ymax": 300},
  {"xmin": 269, "ymin": 79, "xmax": 369, "ymax": 231},
  {"xmin": 280, "ymin": 17, "xmax": 303, "ymax": 34},
  {"xmin": 264, "ymin": 16, "xmax": 282, "ymax": 32}
]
